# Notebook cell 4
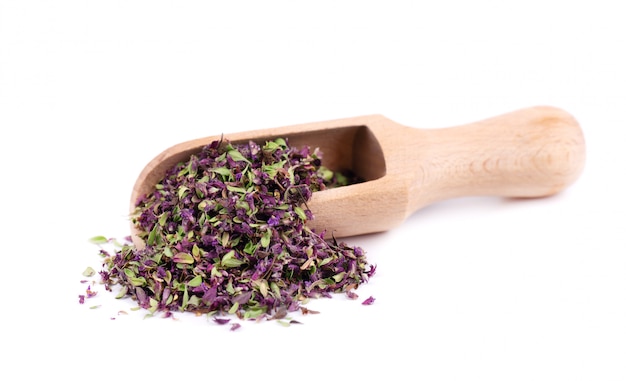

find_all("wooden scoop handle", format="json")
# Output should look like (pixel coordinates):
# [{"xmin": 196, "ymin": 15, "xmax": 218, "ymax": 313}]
[{"xmin": 403, "ymin": 106, "xmax": 586, "ymax": 213}]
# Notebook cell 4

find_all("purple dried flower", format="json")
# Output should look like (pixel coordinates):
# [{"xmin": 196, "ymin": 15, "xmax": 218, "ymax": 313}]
[
  {"xmin": 267, "ymin": 214, "xmax": 280, "ymax": 227},
  {"xmin": 362, "ymin": 296, "xmax": 375, "ymax": 305},
  {"xmin": 213, "ymin": 317, "xmax": 231, "ymax": 325},
  {"xmin": 86, "ymin": 285, "xmax": 97, "ymax": 298},
  {"xmin": 230, "ymin": 323, "xmax": 241, "ymax": 331}
]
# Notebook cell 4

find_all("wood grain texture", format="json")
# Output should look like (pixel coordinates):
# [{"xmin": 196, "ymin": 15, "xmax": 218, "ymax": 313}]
[{"xmin": 130, "ymin": 106, "xmax": 585, "ymax": 246}]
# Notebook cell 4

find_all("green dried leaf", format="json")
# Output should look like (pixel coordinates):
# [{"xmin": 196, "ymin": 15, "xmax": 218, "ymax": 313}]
[
  {"xmin": 192, "ymin": 244, "xmax": 201, "ymax": 257},
  {"xmin": 228, "ymin": 302, "xmax": 239, "ymax": 314},
  {"xmin": 258, "ymin": 279, "xmax": 269, "ymax": 298},
  {"xmin": 89, "ymin": 236, "xmax": 108, "ymax": 245},
  {"xmin": 129, "ymin": 276, "xmax": 147, "ymax": 287},
  {"xmin": 220, "ymin": 232, "xmax": 230, "ymax": 247},
  {"xmin": 263, "ymin": 140, "xmax": 281, "ymax": 152},
  {"xmin": 270, "ymin": 282, "xmax": 281, "ymax": 297},
  {"xmin": 261, "ymin": 229, "xmax": 271, "ymax": 248},
  {"xmin": 158, "ymin": 212, "xmax": 169, "ymax": 227},
  {"xmin": 226, "ymin": 185, "xmax": 247, "ymax": 194},
  {"xmin": 210, "ymin": 167, "xmax": 232, "ymax": 177},
  {"xmin": 243, "ymin": 306, "xmax": 267, "ymax": 319},
  {"xmin": 334, "ymin": 171, "xmax": 349, "ymax": 186},
  {"xmin": 294, "ymin": 206, "xmax": 307, "ymax": 221},
  {"xmin": 262, "ymin": 160, "xmax": 287, "ymax": 178},
  {"xmin": 332, "ymin": 272, "xmax": 346, "ymax": 282},
  {"xmin": 115, "ymin": 285, "xmax": 129, "ymax": 299},
  {"xmin": 318, "ymin": 257, "xmax": 333, "ymax": 266},
  {"xmin": 147, "ymin": 225, "xmax": 160, "ymax": 246},
  {"xmin": 82, "ymin": 267, "xmax": 96, "ymax": 277},
  {"xmin": 173, "ymin": 252, "xmax": 194, "ymax": 264},
  {"xmin": 149, "ymin": 298, "xmax": 159, "ymax": 313},
  {"xmin": 177, "ymin": 185, "xmax": 190, "ymax": 199},
  {"xmin": 318, "ymin": 166, "xmax": 334, "ymax": 182},
  {"xmin": 188, "ymin": 275, "xmax": 203, "ymax": 287},
  {"xmin": 226, "ymin": 278, "xmax": 235, "ymax": 294},
  {"xmin": 187, "ymin": 295, "xmax": 200, "ymax": 307},
  {"xmin": 221, "ymin": 250, "xmax": 244, "ymax": 268},
  {"xmin": 227, "ymin": 149, "xmax": 250, "ymax": 163},
  {"xmin": 243, "ymin": 241, "xmax": 258, "ymax": 255},
  {"xmin": 182, "ymin": 286, "xmax": 189, "ymax": 310}
]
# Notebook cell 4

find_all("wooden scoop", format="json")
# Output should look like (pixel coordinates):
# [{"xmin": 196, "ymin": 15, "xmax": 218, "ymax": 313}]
[{"xmin": 130, "ymin": 105, "xmax": 585, "ymax": 247}]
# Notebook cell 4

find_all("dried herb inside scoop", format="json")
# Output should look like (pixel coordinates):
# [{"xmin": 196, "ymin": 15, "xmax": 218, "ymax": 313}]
[{"xmin": 99, "ymin": 138, "xmax": 375, "ymax": 321}]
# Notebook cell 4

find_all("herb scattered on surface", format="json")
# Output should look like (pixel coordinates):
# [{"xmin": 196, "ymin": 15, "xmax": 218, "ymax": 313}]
[
  {"xmin": 91, "ymin": 137, "xmax": 375, "ymax": 323},
  {"xmin": 362, "ymin": 296, "xmax": 376, "ymax": 305}
]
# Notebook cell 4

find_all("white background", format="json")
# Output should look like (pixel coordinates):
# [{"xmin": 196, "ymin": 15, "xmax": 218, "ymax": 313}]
[{"xmin": 1, "ymin": 1, "xmax": 624, "ymax": 380}]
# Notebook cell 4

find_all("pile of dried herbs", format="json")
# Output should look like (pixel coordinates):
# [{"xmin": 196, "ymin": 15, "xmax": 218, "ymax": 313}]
[{"xmin": 96, "ymin": 137, "xmax": 375, "ymax": 322}]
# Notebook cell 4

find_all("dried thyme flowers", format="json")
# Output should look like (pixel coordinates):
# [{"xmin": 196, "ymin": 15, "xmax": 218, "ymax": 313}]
[{"xmin": 98, "ymin": 138, "xmax": 375, "ymax": 321}]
